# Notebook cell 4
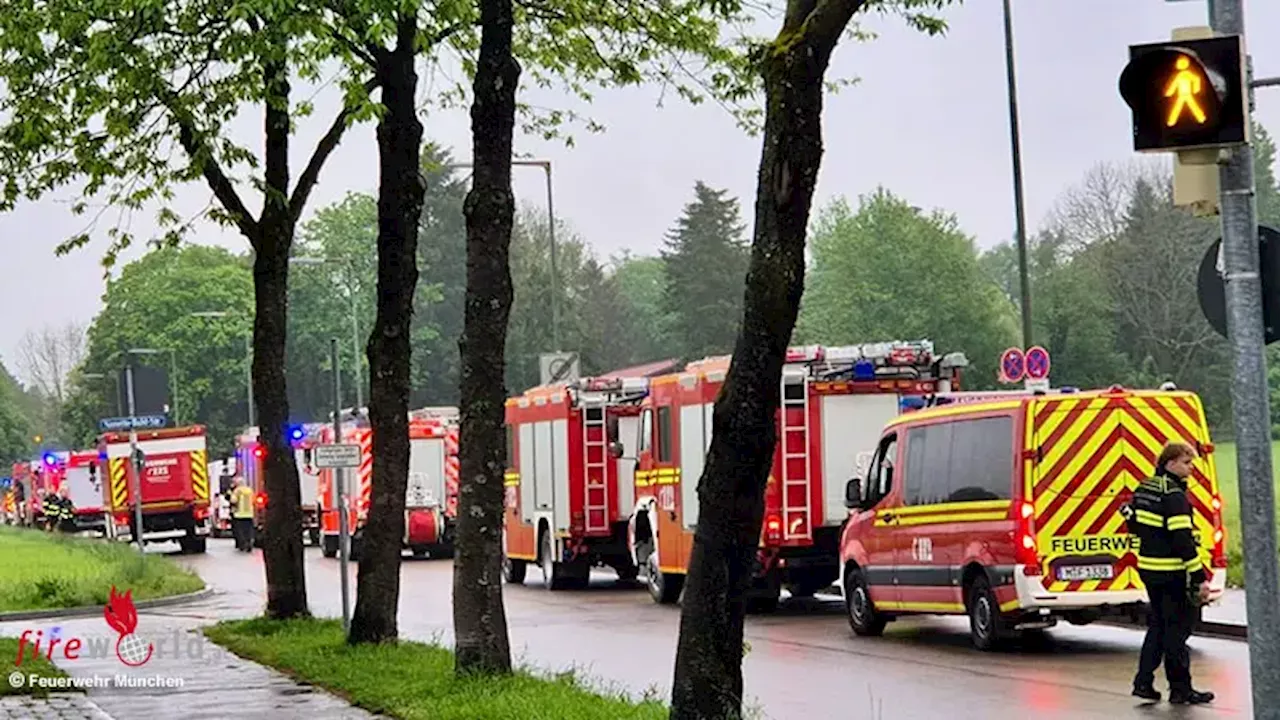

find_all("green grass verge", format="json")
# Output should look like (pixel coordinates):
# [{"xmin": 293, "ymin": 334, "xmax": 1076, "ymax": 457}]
[
  {"xmin": 0, "ymin": 526, "xmax": 204, "ymax": 612},
  {"xmin": 0, "ymin": 636, "xmax": 72, "ymax": 697},
  {"xmin": 204, "ymin": 618, "xmax": 666, "ymax": 720},
  {"xmin": 1211, "ymin": 441, "xmax": 1280, "ymax": 588}
]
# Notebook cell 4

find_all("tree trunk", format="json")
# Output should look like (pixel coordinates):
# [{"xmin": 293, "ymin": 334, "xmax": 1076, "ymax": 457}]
[
  {"xmin": 258, "ymin": 36, "xmax": 308, "ymax": 620},
  {"xmin": 348, "ymin": 19, "xmax": 424, "ymax": 645},
  {"xmin": 668, "ymin": 3, "xmax": 858, "ymax": 718},
  {"xmin": 453, "ymin": 0, "xmax": 520, "ymax": 676}
]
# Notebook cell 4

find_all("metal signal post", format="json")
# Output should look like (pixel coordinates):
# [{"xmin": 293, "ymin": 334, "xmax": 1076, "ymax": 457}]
[
  {"xmin": 1209, "ymin": 1, "xmax": 1280, "ymax": 713},
  {"xmin": 330, "ymin": 338, "xmax": 352, "ymax": 632}
]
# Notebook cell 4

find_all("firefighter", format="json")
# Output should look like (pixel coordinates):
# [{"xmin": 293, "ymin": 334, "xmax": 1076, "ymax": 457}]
[
  {"xmin": 53, "ymin": 485, "xmax": 77, "ymax": 533},
  {"xmin": 229, "ymin": 476, "xmax": 255, "ymax": 552},
  {"xmin": 1124, "ymin": 441, "xmax": 1214, "ymax": 705}
]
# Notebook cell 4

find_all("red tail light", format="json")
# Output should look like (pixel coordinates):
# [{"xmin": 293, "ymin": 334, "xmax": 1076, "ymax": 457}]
[
  {"xmin": 193, "ymin": 507, "xmax": 209, "ymax": 521},
  {"xmin": 1015, "ymin": 501, "xmax": 1040, "ymax": 574},
  {"xmin": 113, "ymin": 511, "xmax": 130, "ymax": 525},
  {"xmin": 255, "ymin": 492, "xmax": 267, "ymax": 508},
  {"xmin": 764, "ymin": 513, "xmax": 782, "ymax": 544},
  {"xmin": 1211, "ymin": 495, "xmax": 1228, "ymax": 569},
  {"xmin": 253, "ymin": 446, "xmax": 265, "ymax": 459}
]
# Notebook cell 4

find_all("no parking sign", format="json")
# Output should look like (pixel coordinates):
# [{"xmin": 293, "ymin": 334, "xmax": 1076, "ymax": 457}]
[{"xmin": 999, "ymin": 347, "xmax": 1026, "ymax": 384}]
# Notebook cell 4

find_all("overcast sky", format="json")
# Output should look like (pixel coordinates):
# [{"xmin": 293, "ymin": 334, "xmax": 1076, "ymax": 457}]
[{"xmin": 2, "ymin": 0, "xmax": 1277, "ymax": 377}]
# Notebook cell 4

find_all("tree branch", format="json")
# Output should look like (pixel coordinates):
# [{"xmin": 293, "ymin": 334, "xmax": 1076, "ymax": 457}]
[
  {"xmin": 173, "ymin": 113, "xmax": 259, "ymax": 242},
  {"xmin": 289, "ymin": 76, "xmax": 379, "ymax": 225}
]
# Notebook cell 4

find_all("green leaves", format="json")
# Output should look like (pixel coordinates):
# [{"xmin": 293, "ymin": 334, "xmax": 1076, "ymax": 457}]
[{"xmin": 797, "ymin": 189, "xmax": 1018, "ymax": 387}]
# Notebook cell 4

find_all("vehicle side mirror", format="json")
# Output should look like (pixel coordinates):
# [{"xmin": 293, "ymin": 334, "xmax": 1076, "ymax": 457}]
[
  {"xmin": 609, "ymin": 441, "xmax": 625, "ymax": 459},
  {"xmin": 844, "ymin": 478, "xmax": 863, "ymax": 509}
]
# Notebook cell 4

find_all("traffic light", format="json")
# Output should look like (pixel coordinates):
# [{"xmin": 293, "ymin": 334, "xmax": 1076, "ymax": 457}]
[{"xmin": 1118, "ymin": 34, "xmax": 1247, "ymax": 152}]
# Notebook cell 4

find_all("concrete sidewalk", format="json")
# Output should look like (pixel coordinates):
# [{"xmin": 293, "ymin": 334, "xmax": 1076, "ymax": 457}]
[
  {"xmin": 1202, "ymin": 587, "xmax": 1246, "ymax": 626},
  {"xmin": 1, "ymin": 607, "xmax": 375, "ymax": 719}
]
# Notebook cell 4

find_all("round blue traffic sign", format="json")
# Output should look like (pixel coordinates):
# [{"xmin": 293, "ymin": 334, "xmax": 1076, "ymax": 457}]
[
  {"xmin": 1025, "ymin": 345, "xmax": 1051, "ymax": 380},
  {"xmin": 999, "ymin": 347, "xmax": 1025, "ymax": 384}
]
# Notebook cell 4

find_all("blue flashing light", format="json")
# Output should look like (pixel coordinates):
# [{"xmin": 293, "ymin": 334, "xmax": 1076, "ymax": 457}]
[
  {"xmin": 853, "ymin": 359, "xmax": 875, "ymax": 381},
  {"xmin": 287, "ymin": 425, "xmax": 306, "ymax": 446},
  {"xmin": 900, "ymin": 397, "xmax": 926, "ymax": 411},
  {"xmin": 1060, "ymin": 386, "xmax": 1078, "ymax": 394},
  {"xmin": 43, "ymin": 452, "xmax": 57, "ymax": 466}
]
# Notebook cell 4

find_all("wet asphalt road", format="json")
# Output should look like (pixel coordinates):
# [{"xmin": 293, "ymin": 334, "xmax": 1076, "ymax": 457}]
[{"xmin": 175, "ymin": 539, "xmax": 1254, "ymax": 720}]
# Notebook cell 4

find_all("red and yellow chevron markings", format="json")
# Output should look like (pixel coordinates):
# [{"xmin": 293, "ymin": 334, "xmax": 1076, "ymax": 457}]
[
  {"xmin": 191, "ymin": 450, "xmax": 209, "ymax": 502},
  {"xmin": 1031, "ymin": 393, "xmax": 1217, "ymax": 593},
  {"xmin": 109, "ymin": 457, "xmax": 129, "ymax": 509},
  {"xmin": 444, "ymin": 427, "xmax": 460, "ymax": 519}
]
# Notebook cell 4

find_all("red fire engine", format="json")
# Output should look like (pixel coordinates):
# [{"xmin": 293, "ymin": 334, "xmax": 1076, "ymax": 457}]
[
  {"xmin": 98, "ymin": 425, "xmax": 212, "ymax": 553},
  {"xmin": 500, "ymin": 375, "xmax": 651, "ymax": 589},
  {"xmin": 315, "ymin": 408, "xmax": 460, "ymax": 560},
  {"xmin": 234, "ymin": 425, "xmax": 324, "ymax": 546},
  {"xmin": 629, "ymin": 340, "xmax": 968, "ymax": 610}
]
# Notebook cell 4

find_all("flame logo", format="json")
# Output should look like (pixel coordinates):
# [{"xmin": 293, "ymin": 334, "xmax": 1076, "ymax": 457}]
[{"xmin": 103, "ymin": 586, "xmax": 153, "ymax": 667}]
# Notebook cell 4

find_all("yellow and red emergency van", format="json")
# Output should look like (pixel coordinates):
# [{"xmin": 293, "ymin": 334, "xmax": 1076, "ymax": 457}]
[{"xmin": 839, "ymin": 385, "xmax": 1228, "ymax": 650}]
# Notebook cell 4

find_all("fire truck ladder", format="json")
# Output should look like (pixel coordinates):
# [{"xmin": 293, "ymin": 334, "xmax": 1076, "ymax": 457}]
[
  {"xmin": 779, "ymin": 367, "xmax": 812, "ymax": 541},
  {"xmin": 582, "ymin": 402, "xmax": 610, "ymax": 533}
]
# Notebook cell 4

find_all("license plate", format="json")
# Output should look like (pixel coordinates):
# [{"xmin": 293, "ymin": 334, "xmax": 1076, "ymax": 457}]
[{"xmin": 1057, "ymin": 564, "xmax": 1114, "ymax": 581}]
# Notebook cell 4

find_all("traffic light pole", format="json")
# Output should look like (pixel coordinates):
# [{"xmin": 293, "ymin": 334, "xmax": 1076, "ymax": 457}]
[
  {"xmin": 330, "ymin": 338, "xmax": 351, "ymax": 632},
  {"xmin": 124, "ymin": 362, "xmax": 145, "ymax": 553},
  {"xmin": 1211, "ymin": 1, "xmax": 1280, "ymax": 714}
]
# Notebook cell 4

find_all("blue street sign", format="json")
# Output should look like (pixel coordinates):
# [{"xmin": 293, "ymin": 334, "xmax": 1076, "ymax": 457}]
[{"xmin": 98, "ymin": 415, "xmax": 168, "ymax": 432}]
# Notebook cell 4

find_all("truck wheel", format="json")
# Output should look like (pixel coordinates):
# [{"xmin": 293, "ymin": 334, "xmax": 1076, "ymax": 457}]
[
  {"xmin": 615, "ymin": 560, "xmax": 640, "ymax": 583},
  {"xmin": 844, "ymin": 567, "xmax": 887, "ymax": 637},
  {"xmin": 503, "ymin": 556, "xmax": 527, "ymax": 584},
  {"xmin": 968, "ymin": 576, "xmax": 1010, "ymax": 652},
  {"xmin": 541, "ymin": 532, "xmax": 570, "ymax": 590},
  {"xmin": 322, "ymin": 535, "xmax": 338, "ymax": 558},
  {"xmin": 646, "ymin": 553, "xmax": 683, "ymax": 604}
]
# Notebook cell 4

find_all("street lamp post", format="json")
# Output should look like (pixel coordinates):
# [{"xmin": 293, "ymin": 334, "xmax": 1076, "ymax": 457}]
[
  {"xmin": 1001, "ymin": 0, "xmax": 1033, "ymax": 347},
  {"xmin": 189, "ymin": 311, "xmax": 255, "ymax": 428},
  {"xmin": 451, "ymin": 159, "xmax": 560, "ymax": 351},
  {"xmin": 289, "ymin": 257, "xmax": 363, "ymax": 410}
]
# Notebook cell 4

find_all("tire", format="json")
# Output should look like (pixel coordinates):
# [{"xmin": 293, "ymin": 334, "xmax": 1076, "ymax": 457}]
[
  {"xmin": 968, "ymin": 575, "xmax": 1008, "ymax": 651},
  {"xmin": 322, "ymin": 535, "xmax": 338, "ymax": 558},
  {"xmin": 646, "ymin": 552, "xmax": 683, "ymax": 604},
  {"xmin": 540, "ymin": 532, "xmax": 580, "ymax": 590},
  {"xmin": 503, "ymin": 555, "xmax": 527, "ymax": 584},
  {"xmin": 746, "ymin": 591, "xmax": 780, "ymax": 614},
  {"xmin": 187, "ymin": 536, "xmax": 207, "ymax": 554},
  {"xmin": 615, "ymin": 561, "xmax": 640, "ymax": 583},
  {"xmin": 844, "ymin": 566, "xmax": 887, "ymax": 637}
]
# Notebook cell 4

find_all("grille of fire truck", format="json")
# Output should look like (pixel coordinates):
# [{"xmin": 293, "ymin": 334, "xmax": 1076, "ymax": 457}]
[
  {"xmin": 582, "ymin": 403, "xmax": 610, "ymax": 533},
  {"xmin": 779, "ymin": 368, "xmax": 812, "ymax": 541}
]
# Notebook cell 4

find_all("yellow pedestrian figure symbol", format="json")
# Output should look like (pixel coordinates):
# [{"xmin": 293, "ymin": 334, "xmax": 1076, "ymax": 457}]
[{"xmin": 1165, "ymin": 56, "xmax": 1207, "ymax": 127}]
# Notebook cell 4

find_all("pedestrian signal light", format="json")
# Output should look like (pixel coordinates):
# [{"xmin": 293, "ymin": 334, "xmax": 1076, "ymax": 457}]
[{"xmin": 1118, "ymin": 35, "xmax": 1246, "ymax": 152}]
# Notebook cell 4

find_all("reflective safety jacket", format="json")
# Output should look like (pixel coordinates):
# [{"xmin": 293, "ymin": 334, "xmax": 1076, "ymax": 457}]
[{"xmin": 1123, "ymin": 472, "xmax": 1206, "ymax": 586}]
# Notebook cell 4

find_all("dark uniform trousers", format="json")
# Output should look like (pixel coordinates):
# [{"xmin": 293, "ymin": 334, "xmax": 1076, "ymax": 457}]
[{"xmin": 1136, "ymin": 570, "xmax": 1197, "ymax": 690}]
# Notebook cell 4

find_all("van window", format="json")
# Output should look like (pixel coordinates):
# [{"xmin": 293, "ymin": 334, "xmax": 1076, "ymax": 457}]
[
  {"xmin": 947, "ymin": 417, "xmax": 1014, "ymax": 502},
  {"xmin": 865, "ymin": 434, "xmax": 897, "ymax": 506},
  {"xmin": 657, "ymin": 406, "xmax": 673, "ymax": 463},
  {"xmin": 903, "ymin": 417, "xmax": 1014, "ymax": 506}
]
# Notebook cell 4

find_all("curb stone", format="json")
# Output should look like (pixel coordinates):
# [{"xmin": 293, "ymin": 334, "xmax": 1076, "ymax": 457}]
[
  {"xmin": 0, "ymin": 588, "xmax": 215, "ymax": 623},
  {"xmin": 1101, "ymin": 616, "xmax": 1247, "ymax": 641},
  {"xmin": 0, "ymin": 693, "xmax": 115, "ymax": 719}
]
